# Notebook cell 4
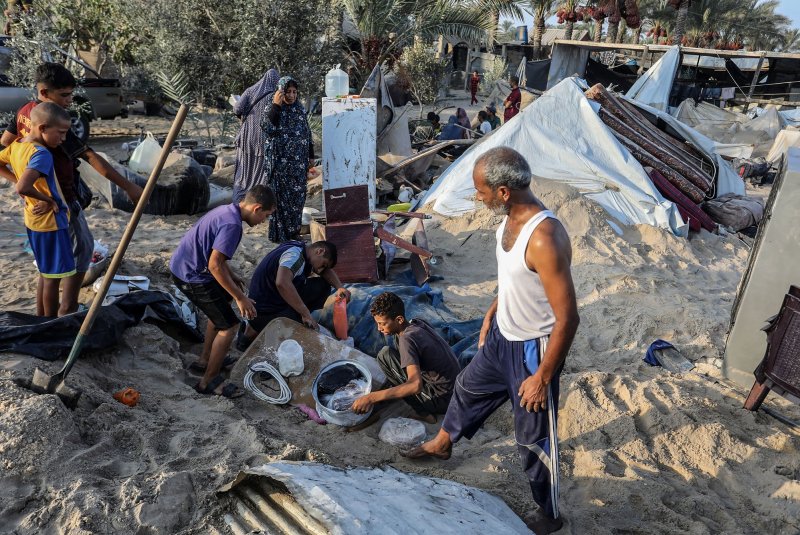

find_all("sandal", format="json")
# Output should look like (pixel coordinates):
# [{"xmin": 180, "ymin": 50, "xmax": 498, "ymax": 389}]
[
  {"xmin": 194, "ymin": 374, "xmax": 244, "ymax": 398},
  {"xmin": 188, "ymin": 355, "xmax": 237, "ymax": 374}
]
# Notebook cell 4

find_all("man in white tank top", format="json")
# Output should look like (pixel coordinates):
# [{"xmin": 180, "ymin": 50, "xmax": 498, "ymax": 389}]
[{"xmin": 405, "ymin": 147, "xmax": 579, "ymax": 534}]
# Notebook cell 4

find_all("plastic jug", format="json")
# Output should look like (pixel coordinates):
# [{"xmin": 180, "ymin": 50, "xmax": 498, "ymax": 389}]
[
  {"xmin": 277, "ymin": 339, "xmax": 304, "ymax": 377},
  {"xmin": 325, "ymin": 64, "xmax": 349, "ymax": 98}
]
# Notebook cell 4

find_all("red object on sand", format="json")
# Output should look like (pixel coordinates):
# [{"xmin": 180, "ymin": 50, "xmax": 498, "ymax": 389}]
[
  {"xmin": 113, "ymin": 387, "xmax": 140, "ymax": 407},
  {"xmin": 333, "ymin": 297, "xmax": 348, "ymax": 340}
]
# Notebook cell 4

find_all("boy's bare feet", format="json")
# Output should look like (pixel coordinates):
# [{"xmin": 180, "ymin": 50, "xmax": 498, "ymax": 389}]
[
  {"xmin": 401, "ymin": 428, "xmax": 452, "ymax": 459},
  {"xmin": 526, "ymin": 514, "xmax": 564, "ymax": 534}
]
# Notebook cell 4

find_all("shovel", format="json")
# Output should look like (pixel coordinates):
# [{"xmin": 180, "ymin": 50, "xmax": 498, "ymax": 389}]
[{"xmin": 27, "ymin": 104, "xmax": 189, "ymax": 408}]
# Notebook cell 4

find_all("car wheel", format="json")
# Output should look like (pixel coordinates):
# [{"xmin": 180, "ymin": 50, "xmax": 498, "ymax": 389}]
[{"xmin": 71, "ymin": 114, "xmax": 90, "ymax": 142}]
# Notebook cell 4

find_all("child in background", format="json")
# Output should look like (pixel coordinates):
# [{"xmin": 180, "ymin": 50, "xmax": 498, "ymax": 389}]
[{"xmin": 0, "ymin": 102, "xmax": 75, "ymax": 316}]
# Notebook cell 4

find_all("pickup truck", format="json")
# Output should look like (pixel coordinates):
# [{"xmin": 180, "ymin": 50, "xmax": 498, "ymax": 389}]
[{"xmin": 0, "ymin": 35, "xmax": 126, "ymax": 142}]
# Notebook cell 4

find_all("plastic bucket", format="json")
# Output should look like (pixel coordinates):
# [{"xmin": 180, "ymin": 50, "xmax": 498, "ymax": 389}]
[{"xmin": 312, "ymin": 360, "xmax": 373, "ymax": 427}]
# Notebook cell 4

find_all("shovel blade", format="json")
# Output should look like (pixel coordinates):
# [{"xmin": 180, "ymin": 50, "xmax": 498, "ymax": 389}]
[{"xmin": 29, "ymin": 367, "xmax": 82, "ymax": 409}]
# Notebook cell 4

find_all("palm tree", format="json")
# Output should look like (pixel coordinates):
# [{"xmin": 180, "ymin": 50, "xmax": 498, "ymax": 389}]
[
  {"xmin": 556, "ymin": 0, "xmax": 583, "ymax": 40},
  {"xmin": 526, "ymin": 0, "xmax": 555, "ymax": 59},
  {"xmin": 341, "ymin": 0, "xmax": 523, "ymax": 70},
  {"xmin": 669, "ymin": 0, "xmax": 690, "ymax": 45}
]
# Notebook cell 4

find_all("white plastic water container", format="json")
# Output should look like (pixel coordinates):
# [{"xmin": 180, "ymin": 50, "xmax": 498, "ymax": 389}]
[
  {"xmin": 277, "ymin": 339, "xmax": 304, "ymax": 377},
  {"xmin": 325, "ymin": 64, "xmax": 349, "ymax": 98}
]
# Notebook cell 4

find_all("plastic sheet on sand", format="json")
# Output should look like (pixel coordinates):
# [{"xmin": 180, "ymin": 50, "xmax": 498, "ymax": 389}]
[{"xmin": 220, "ymin": 461, "xmax": 531, "ymax": 535}]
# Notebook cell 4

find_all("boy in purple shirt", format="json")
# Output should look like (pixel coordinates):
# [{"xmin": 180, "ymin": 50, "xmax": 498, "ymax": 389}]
[{"xmin": 170, "ymin": 185, "xmax": 275, "ymax": 397}]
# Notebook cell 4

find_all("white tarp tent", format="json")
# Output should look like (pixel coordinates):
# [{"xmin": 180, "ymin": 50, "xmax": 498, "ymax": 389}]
[
  {"xmin": 779, "ymin": 108, "xmax": 800, "ymax": 128},
  {"xmin": 767, "ymin": 128, "xmax": 800, "ymax": 162},
  {"xmin": 673, "ymin": 100, "xmax": 784, "ymax": 158},
  {"xmin": 421, "ymin": 78, "xmax": 687, "ymax": 235},
  {"xmin": 625, "ymin": 46, "xmax": 680, "ymax": 112}
]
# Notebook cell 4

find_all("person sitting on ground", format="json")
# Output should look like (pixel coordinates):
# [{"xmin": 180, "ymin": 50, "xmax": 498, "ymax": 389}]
[
  {"xmin": 237, "ymin": 240, "xmax": 350, "ymax": 350},
  {"xmin": 477, "ymin": 110, "xmax": 492, "ymax": 136},
  {"xmin": 486, "ymin": 103, "xmax": 501, "ymax": 130},
  {"xmin": 351, "ymin": 292, "xmax": 461, "ymax": 423},
  {"xmin": 503, "ymin": 76, "xmax": 522, "ymax": 123},
  {"xmin": 0, "ymin": 102, "xmax": 74, "ymax": 317},
  {"xmin": 170, "ymin": 185, "xmax": 276, "ymax": 398},
  {"xmin": 1, "ymin": 63, "xmax": 143, "ymax": 316},
  {"xmin": 437, "ymin": 115, "xmax": 462, "ymax": 141},
  {"xmin": 456, "ymin": 107, "xmax": 471, "ymax": 139}
]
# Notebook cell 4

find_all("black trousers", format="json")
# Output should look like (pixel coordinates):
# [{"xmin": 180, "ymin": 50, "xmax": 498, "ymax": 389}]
[
  {"xmin": 377, "ymin": 347, "xmax": 452, "ymax": 416},
  {"xmin": 250, "ymin": 277, "xmax": 331, "ymax": 332}
]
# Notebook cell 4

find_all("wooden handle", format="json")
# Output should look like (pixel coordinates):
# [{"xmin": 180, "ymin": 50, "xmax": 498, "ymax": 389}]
[{"xmin": 79, "ymin": 104, "xmax": 189, "ymax": 335}]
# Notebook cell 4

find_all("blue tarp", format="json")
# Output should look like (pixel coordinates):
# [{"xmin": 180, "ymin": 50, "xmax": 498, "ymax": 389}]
[{"xmin": 316, "ymin": 271, "xmax": 483, "ymax": 368}]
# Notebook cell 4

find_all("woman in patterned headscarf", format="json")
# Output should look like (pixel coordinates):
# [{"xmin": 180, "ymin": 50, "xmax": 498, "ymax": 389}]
[
  {"xmin": 232, "ymin": 68, "xmax": 280, "ymax": 202},
  {"xmin": 261, "ymin": 75, "xmax": 314, "ymax": 243}
]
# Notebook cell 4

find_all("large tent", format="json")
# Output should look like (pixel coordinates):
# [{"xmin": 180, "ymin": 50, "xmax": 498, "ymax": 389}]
[{"xmin": 420, "ymin": 78, "xmax": 744, "ymax": 236}]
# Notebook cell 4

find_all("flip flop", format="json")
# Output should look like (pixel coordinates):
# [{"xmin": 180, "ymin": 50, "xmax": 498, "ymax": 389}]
[
  {"xmin": 188, "ymin": 355, "xmax": 237, "ymax": 374},
  {"xmin": 194, "ymin": 374, "xmax": 244, "ymax": 398}
]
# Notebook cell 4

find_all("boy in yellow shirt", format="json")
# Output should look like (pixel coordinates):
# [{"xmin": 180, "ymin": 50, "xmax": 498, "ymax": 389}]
[{"xmin": 0, "ymin": 102, "xmax": 75, "ymax": 316}]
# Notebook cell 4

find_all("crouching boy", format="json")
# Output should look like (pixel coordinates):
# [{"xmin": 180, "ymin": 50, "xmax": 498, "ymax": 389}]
[
  {"xmin": 352, "ymin": 292, "xmax": 461, "ymax": 423},
  {"xmin": 0, "ymin": 102, "xmax": 75, "ymax": 317},
  {"xmin": 170, "ymin": 185, "xmax": 275, "ymax": 398}
]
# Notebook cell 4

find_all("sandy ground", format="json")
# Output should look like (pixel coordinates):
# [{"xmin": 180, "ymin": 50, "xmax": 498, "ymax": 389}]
[{"xmin": 0, "ymin": 106, "xmax": 799, "ymax": 534}]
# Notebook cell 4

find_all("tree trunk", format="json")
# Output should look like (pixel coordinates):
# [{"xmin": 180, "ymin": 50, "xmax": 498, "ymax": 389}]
[
  {"xmin": 616, "ymin": 20, "xmax": 627, "ymax": 43},
  {"xmin": 532, "ymin": 16, "xmax": 546, "ymax": 59},
  {"xmin": 565, "ymin": 20, "xmax": 574, "ymax": 40},
  {"xmin": 633, "ymin": 26, "xmax": 642, "ymax": 44},
  {"xmin": 606, "ymin": 20, "xmax": 618, "ymax": 43},
  {"xmin": 594, "ymin": 18, "xmax": 603, "ymax": 42},
  {"xmin": 673, "ymin": 0, "xmax": 689, "ymax": 45}
]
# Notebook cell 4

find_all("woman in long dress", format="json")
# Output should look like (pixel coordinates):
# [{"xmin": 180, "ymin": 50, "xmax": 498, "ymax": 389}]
[
  {"xmin": 232, "ymin": 68, "xmax": 280, "ymax": 202},
  {"xmin": 261, "ymin": 76, "xmax": 314, "ymax": 243}
]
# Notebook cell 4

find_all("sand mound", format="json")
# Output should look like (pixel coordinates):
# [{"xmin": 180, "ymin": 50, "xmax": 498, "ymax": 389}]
[{"xmin": 1, "ymin": 172, "xmax": 799, "ymax": 533}]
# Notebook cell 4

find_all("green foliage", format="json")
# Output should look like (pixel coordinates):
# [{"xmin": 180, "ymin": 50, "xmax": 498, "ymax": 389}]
[
  {"xmin": 479, "ymin": 56, "xmax": 507, "ymax": 93},
  {"xmin": 119, "ymin": 0, "xmax": 345, "ymax": 103},
  {"xmin": 397, "ymin": 41, "xmax": 448, "ymax": 117}
]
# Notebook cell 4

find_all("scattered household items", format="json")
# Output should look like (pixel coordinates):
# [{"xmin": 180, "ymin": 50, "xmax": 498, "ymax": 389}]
[
  {"xmin": 325, "ymin": 64, "xmax": 349, "ymax": 98},
  {"xmin": 92, "ymin": 275, "xmax": 150, "ymax": 305},
  {"xmin": 646, "ymin": 168, "xmax": 716, "ymax": 232},
  {"xmin": 218, "ymin": 462, "xmax": 532, "ymax": 534},
  {"xmin": 731, "ymin": 156, "xmax": 771, "ymax": 184},
  {"xmin": 588, "ymin": 84, "xmax": 714, "ymax": 203},
  {"xmin": 320, "ymin": 96, "xmax": 379, "ymax": 282},
  {"xmin": 79, "ymin": 151, "xmax": 210, "ymax": 216},
  {"xmin": 313, "ymin": 360, "xmax": 372, "ymax": 427},
  {"xmin": 378, "ymin": 417, "xmax": 427, "ymax": 448},
  {"xmin": 113, "ymin": 387, "xmax": 141, "ymax": 407},
  {"xmin": 703, "ymin": 193, "xmax": 764, "ymax": 231},
  {"xmin": 229, "ymin": 317, "xmax": 384, "ymax": 409},
  {"xmin": 0, "ymin": 290, "xmax": 202, "ymax": 360},
  {"xmin": 674, "ymin": 101, "xmax": 783, "ymax": 159},
  {"xmin": 643, "ymin": 340, "xmax": 694, "ymax": 374},
  {"xmin": 276, "ymin": 339, "xmax": 304, "ymax": 377},
  {"xmin": 243, "ymin": 360, "xmax": 292, "ymax": 405},
  {"xmin": 82, "ymin": 240, "xmax": 111, "ymax": 287},
  {"xmin": 316, "ymin": 280, "xmax": 482, "ymax": 364},
  {"xmin": 23, "ymin": 105, "xmax": 189, "ymax": 408},
  {"xmin": 375, "ymin": 211, "xmax": 435, "ymax": 285},
  {"xmin": 743, "ymin": 286, "xmax": 800, "ymax": 412},
  {"xmin": 127, "ymin": 132, "xmax": 162, "ymax": 175},
  {"xmin": 725, "ymin": 149, "xmax": 800, "ymax": 389}
]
